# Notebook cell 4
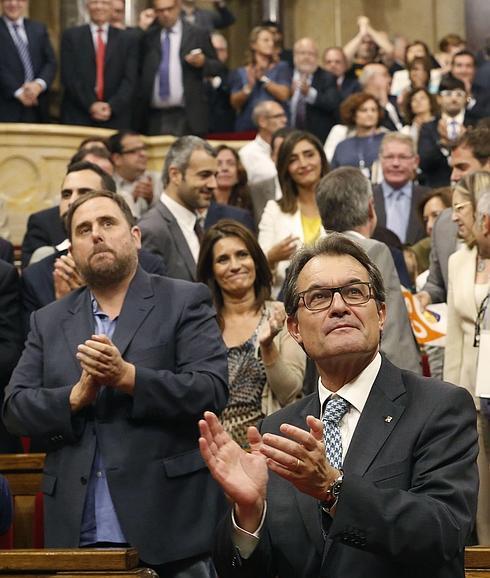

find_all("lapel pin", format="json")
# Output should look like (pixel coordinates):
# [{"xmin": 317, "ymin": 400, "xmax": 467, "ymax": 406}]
[{"xmin": 384, "ymin": 416, "xmax": 393, "ymax": 423}]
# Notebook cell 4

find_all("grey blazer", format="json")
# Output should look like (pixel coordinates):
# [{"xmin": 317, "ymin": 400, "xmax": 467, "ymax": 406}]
[
  {"xmin": 4, "ymin": 268, "xmax": 228, "ymax": 564},
  {"xmin": 422, "ymin": 208, "xmax": 458, "ymax": 303},
  {"xmin": 344, "ymin": 232, "xmax": 421, "ymax": 374},
  {"xmin": 139, "ymin": 200, "xmax": 196, "ymax": 282},
  {"xmin": 249, "ymin": 177, "xmax": 276, "ymax": 225}
]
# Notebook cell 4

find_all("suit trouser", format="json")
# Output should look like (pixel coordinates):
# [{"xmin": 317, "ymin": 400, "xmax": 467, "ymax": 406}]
[{"xmin": 477, "ymin": 411, "xmax": 490, "ymax": 544}]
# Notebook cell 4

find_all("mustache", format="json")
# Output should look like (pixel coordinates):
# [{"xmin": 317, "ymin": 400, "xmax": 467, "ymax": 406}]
[{"xmin": 91, "ymin": 244, "xmax": 115, "ymax": 257}]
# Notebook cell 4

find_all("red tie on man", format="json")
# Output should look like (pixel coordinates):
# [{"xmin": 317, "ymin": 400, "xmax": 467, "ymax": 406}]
[{"xmin": 96, "ymin": 27, "xmax": 105, "ymax": 101}]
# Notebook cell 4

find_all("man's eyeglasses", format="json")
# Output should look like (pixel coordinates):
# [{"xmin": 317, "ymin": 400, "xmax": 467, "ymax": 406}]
[
  {"xmin": 297, "ymin": 282, "xmax": 374, "ymax": 312},
  {"xmin": 439, "ymin": 89, "xmax": 466, "ymax": 98}
]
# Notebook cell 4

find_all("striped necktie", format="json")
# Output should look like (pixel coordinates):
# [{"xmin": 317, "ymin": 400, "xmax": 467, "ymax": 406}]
[{"xmin": 12, "ymin": 23, "xmax": 34, "ymax": 82}]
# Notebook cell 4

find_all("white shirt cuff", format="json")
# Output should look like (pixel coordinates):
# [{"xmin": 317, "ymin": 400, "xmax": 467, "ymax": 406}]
[
  {"xmin": 231, "ymin": 502, "xmax": 267, "ymax": 559},
  {"xmin": 305, "ymin": 86, "xmax": 317, "ymax": 104},
  {"xmin": 34, "ymin": 78, "xmax": 47, "ymax": 92}
]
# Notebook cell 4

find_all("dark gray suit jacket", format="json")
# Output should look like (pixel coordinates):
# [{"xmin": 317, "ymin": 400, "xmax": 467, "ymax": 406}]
[
  {"xmin": 249, "ymin": 177, "xmax": 276, "ymax": 225},
  {"xmin": 137, "ymin": 21, "xmax": 223, "ymax": 135},
  {"xmin": 0, "ymin": 17, "xmax": 56, "ymax": 122},
  {"xmin": 4, "ymin": 268, "xmax": 228, "ymax": 564},
  {"xmin": 422, "ymin": 208, "xmax": 458, "ymax": 303},
  {"xmin": 343, "ymin": 232, "xmax": 421, "ymax": 374},
  {"xmin": 182, "ymin": 6, "xmax": 235, "ymax": 31},
  {"xmin": 372, "ymin": 183, "xmax": 429, "ymax": 245},
  {"xmin": 214, "ymin": 357, "xmax": 478, "ymax": 578}
]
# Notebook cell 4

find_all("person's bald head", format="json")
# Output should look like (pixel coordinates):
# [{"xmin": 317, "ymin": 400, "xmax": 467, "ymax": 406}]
[
  {"xmin": 294, "ymin": 38, "xmax": 319, "ymax": 75},
  {"xmin": 252, "ymin": 101, "xmax": 288, "ymax": 142}
]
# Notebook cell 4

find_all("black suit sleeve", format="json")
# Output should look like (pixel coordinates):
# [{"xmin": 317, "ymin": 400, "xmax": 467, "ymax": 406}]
[
  {"xmin": 0, "ymin": 262, "xmax": 23, "ymax": 388},
  {"xmin": 60, "ymin": 28, "xmax": 97, "ymax": 112},
  {"xmin": 311, "ymin": 70, "xmax": 341, "ymax": 113},
  {"xmin": 106, "ymin": 28, "xmax": 139, "ymax": 115},
  {"xmin": 36, "ymin": 23, "xmax": 57, "ymax": 87},
  {"xmin": 417, "ymin": 122, "xmax": 450, "ymax": 184},
  {"xmin": 209, "ymin": 5, "xmax": 236, "ymax": 28}
]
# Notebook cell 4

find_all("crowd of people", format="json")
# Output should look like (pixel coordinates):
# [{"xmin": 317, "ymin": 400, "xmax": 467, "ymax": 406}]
[{"xmin": 1, "ymin": 0, "xmax": 490, "ymax": 576}]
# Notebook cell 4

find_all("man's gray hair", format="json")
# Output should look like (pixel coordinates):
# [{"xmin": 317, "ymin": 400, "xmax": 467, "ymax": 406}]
[
  {"xmin": 317, "ymin": 167, "xmax": 373, "ymax": 232},
  {"xmin": 162, "ymin": 136, "xmax": 216, "ymax": 186},
  {"xmin": 251, "ymin": 100, "xmax": 275, "ymax": 126},
  {"xmin": 379, "ymin": 132, "xmax": 417, "ymax": 157}
]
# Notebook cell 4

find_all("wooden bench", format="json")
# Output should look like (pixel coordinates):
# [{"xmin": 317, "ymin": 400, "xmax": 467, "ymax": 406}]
[
  {"xmin": 466, "ymin": 547, "xmax": 490, "ymax": 577},
  {"xmin": 0, "ymin": 453, "xmax": 45, "ymax": 548},
  {"xmin": 0, "ymin": 548, "xmax": 157, "ymax": 577}
]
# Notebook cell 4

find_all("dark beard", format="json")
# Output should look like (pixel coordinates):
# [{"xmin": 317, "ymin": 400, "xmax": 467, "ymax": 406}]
[{"xmin": 78, "ymin": 247, "xmax": 137, "ymax": 290}]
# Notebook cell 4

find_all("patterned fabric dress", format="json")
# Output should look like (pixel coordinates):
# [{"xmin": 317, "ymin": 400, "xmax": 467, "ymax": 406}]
[{"xmin": 221, "ymin": 312, "xmax": 267, "ymax": 448}]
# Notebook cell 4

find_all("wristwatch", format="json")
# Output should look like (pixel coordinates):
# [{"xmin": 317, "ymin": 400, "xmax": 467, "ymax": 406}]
[
  {"xmin": 260, "ymin": 75, "xmax": 271, "ymax": 85},
  {"xmin": 321, "ymin": 471, "xmax": 343, "ymax": 513}
]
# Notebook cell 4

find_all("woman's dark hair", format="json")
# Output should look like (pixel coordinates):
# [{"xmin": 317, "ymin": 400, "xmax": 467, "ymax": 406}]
[
  {"xmin": 215, "ymin": 145, "xmax": 254, "ymax": 213},
  {"xmin": 417, "ymin": 187, "xmax": 453, "ymax": 225},
  {"xmin": 407, "ymin": 57, "xmax": 431, "ymax": 87},
  {"xmin": 405, "ymin": 40, "xmax": 431, "ymax": 64},
  {"xmin": 401, "ymin": 87, "xmax": 439, "ymax": 124},
  {"xmin": 339, "ymin": 92, "xmax": 384, "ymax": 127},
  {"xmin": 196, "ymin": 220, "xmax": 272, "ymax": 328},
  {"xmin": 276, "ymin": 130, "xmax": 329, "ymax": 215}
]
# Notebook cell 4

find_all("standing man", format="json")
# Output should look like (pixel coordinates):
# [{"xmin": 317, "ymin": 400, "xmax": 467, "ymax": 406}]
[
  {"xmin": 139, "ymin": 136, "xmax": 252, "ymax": 280},
  {"xmin": 322, "ymin": 46, "xmax": 360, "ymax": 103},
  {"xmin": 108, "ymin": 130, "xmax": 162, "ymax": 218},
  {"xmin": 290, "ymin": 38, "xmax": 340, "ymax": 143},
  {"xmin": 181, "ymin": 0, "xmax": 235, "ymax": 32},
  {"xmin": 4, "ymin": 190, "xmax": 228, "ymax": 577},
  {"xmin": 137, "ymin": 0, "xmax": 224, "ymax": 136},
  {"xmin": 418, "ymin": 76, "xmax": 473, "ymax": 188},
  {"xmin": 200, "ymin": 233, "xmax": 478, "ymax": 578},
  {"xmin": 359, "ymin": 63, "xmax": 403, "ymax": 131},
  {"xmin": 373, "ymin": 133, "xmax": 428, "ymax": 245},
  {"xmin": 206, "ymin": 32, "xmax": 235, "ymax": 134},
  {"xmin": 60, "ymin": 0, "xmax": 138, "ymax": 128},
  {"xmin": 0, "ymin": 0, "xmax": 56, "ymax": 123},
  {"xmin": 316, "ymin": 166, "xmax": 421, "ymax": 374},
  {"xmin": 238, "ymin": 100, "xmax": 287, "ymax": 185}
]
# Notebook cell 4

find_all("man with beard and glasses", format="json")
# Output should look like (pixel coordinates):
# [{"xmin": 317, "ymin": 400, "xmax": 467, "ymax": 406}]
[{"xmin": 4, "ymin": 190, "xmax": 228, "ymax": 577}]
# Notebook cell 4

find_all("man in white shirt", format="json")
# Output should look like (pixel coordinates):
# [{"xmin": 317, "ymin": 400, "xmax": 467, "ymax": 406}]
[
  {"xmin": 199, "ymin": 232, "xmax": 478, "ymax": 578},
  {"xmin": 138, "ymin": 135, "xmax": 217, "ymax": 281},
  {"xmin": 238, "ymin": 100, "xmax": 287, "ymax": 185},
  {"xmin": 108, "ymin": 131, "xmax": 161, "ymax": 218}
]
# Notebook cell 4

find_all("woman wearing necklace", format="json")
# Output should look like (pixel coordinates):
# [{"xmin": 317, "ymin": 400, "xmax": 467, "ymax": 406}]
[
  {"xmin": 444, "ymin": 170, "xmax": 490, "ymax": 544},
  {"xmin": 330, "ymin": 92, "xmax": 387, "ymax": 179},
  {"xmin": 258, "ymin": 130, "xmax": 328, "ymax": 297},
  {"xmin": 197, "ymin": 220, "xmax": 305, "ymax": 448}
]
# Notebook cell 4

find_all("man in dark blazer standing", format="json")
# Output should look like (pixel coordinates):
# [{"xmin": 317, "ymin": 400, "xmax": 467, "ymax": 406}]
[
  {"xmin": 291, "ymin": 38, "xmax": 340, "ymax": 143},
  {"xmin": 137, "ymin": 0, "xmax": 224, "ymax": 136},
  {"xmin": 0, "ymin": 0, "xmax": 56, "ymax": 123},
  {"xmin": 4, "ymin": 190, "xmax": 228, "ymax": 577},
  {"xmin": 373, "ymin": 132, "xmax": 428, "ymax": 245},
  {"xmin": 200, "ymin": 233, "xmax": 478, "ymax": 578},
  {"xmin": 139, "ymin": 136, "xmax": 253, "ymax": 281},
  {"xmin": 181, "ymin": 0, "xmax": 235, "ymax": 32},
  {"xmin": 60, "ymin": 0, "xmax": 137, "ymax": 129}
]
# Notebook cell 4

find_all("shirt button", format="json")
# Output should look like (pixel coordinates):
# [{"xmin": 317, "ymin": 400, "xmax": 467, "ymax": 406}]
[
  {"xmin": 80, "ymin": 476, "xmax": 87, "ymax": 485},
  {"xmin": 96, "ymin": 471, "xmax": 103, "ymax": 478}
]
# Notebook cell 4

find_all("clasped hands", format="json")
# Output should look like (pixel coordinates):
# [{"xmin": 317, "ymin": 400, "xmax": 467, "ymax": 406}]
[
  {"xmin": 199, "ymin": 412, "xmax": 339, "ymax": 532},
  {"xmin": 17, "ymin": 81, "xmax": 42, "ymax": 107},
  {"xmin": 69, "ymin": 335, "xmax": 135, "ymax": 412}
]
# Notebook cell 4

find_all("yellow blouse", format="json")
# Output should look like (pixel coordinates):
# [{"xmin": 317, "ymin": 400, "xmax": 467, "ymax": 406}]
[{"xmin": 301, "ymin": 214, "xmax": 322, "ymax": 245}]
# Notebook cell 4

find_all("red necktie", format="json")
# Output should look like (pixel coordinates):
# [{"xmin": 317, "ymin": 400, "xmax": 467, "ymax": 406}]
[{"xmin": 96, "ymin": 27, "xmax": 105, "ymax": 101}]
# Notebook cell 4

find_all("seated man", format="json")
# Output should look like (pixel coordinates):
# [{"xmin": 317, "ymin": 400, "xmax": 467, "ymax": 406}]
[{"xmin": 200, "ymin": 233, "xmax": 478, "ymax": 578}]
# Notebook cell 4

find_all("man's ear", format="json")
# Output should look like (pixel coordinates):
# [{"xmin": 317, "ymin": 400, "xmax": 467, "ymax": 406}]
[
  {"xmin": 131, "ymin": 226, "xmax": 142, "ymax": 249},
  {"xmin": 287, "ymin": 314, "xmax": 303, "ymax": 346},
  {"xmin": 377, "ymin": 301, "xmax": 387, "ymax": 334},
  {"xmin": 168, "ymin": 165, "xmax": 182, "ymax": 186}
]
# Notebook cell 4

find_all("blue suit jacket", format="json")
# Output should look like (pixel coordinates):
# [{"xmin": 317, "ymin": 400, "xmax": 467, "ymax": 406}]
[
  {"xmin": 0, "ymin": 17, "xmax": 56, "ymax": 122},
  {"xmin": 214, "ymin": 357, "xmax": 478, "ymax": 578},
  {"xmin": 4, "ymin": 267, "xmax": 228, "ymax": 564}
]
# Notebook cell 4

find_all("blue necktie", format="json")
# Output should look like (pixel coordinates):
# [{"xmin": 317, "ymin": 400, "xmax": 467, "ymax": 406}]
[
  {"xmin": 322, "ymin": 397, "xmax": 350, "ymax": 470},
  {"xmin": 159, "ymin": 29, "xmax": 171, "ymax": 99},
  {"xmin": 12, "ymin": 23, "xmax": 34, "ymax": 82}
]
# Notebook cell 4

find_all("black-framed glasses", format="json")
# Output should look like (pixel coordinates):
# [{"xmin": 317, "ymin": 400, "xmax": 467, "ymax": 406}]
[
  {"xmin": 474, "ymin": 293, "xmax": 489, "ymax": 348},
  {"xmin": 121, "ymin": 145, "xmax": 147, "ymax": 155},
  {"xmin": 297, "ymin": 282, "xmax": 374, "ymax": 312}
]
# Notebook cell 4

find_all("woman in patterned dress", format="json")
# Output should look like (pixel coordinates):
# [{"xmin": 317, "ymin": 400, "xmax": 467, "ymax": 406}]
[{"xmin": 197, "ymin": 220, "xmax": 305, "ymax": 447}]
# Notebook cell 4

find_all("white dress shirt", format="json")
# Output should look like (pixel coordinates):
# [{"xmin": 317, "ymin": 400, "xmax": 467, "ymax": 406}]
[
  {"xmin": 152, "ymin": 18, "xmax": 185, "ymax": 108},
  {"xmin": 160, "ymin": 192, "xmax": 200, "ymax": 262},
  {"xmin": 233, "ymin": 352, "xmax": 383, "ymax": 557},
  {"xmin": 239, "ymin": 136, "xmax": 277, "ymax": 185}
]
